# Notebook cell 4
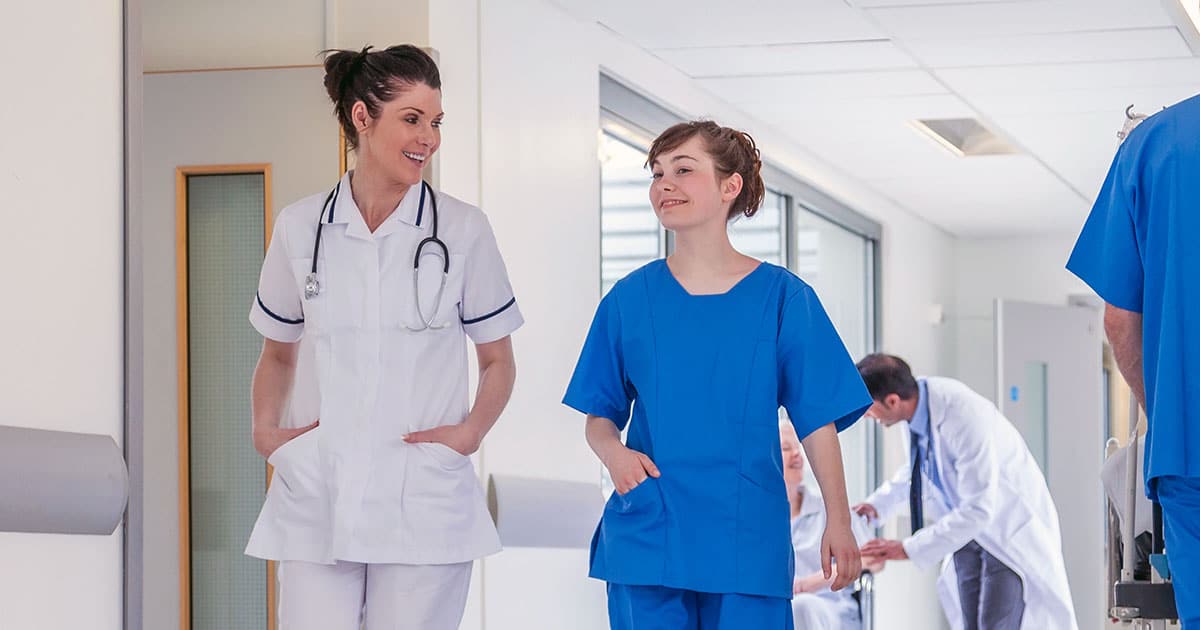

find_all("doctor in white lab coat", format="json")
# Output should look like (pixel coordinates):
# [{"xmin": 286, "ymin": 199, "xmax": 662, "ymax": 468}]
[{"xmin": 853, "ymin": 354, "xmax": 1076, "ymax": 630}]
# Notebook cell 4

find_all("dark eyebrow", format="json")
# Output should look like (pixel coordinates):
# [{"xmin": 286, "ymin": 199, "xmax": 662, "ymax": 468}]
[
  {"xmin": 649, "ymin": 154, "xmax": 697, "ymax": 168},
  {"xmin": 400, "ymin": 107, "xmax": 445, "ymax": 118}
]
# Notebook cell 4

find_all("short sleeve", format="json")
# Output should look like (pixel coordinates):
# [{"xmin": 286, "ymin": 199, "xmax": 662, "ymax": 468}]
[
  {"xmin": 461, "ymin": 213, "xmax": 524, "ymax": 343},
  {"xmin": 249, "ymin": 218, "xmax": 305, "ymax": 343},
  {"xmin": 562, "ymin": 291, "xmax": 634, "ymax": 429},
  {"xmin": 1066, "ymin": 142, "xmax": 1144, "ymax": 312},
  {"xmin": 778, "ymin": 285, "xmax": 872, "ymax": 440}
]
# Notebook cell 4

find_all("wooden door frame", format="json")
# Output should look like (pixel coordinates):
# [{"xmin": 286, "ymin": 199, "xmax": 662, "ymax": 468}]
[{"xmin": 175, "ymin": 163, "xmax": 274, "ymax": 630}]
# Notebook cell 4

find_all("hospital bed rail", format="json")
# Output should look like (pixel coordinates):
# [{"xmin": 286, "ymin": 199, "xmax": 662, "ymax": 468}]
[{"xmin": 1106, "ymin": 398, "xmax": 1177, "ymax": 628}]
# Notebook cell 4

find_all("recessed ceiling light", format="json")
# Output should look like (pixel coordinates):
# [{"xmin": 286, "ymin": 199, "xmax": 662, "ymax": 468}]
[{"xmin": 910, "ymin": 118, "xmax": 1019, "ymax": 157}]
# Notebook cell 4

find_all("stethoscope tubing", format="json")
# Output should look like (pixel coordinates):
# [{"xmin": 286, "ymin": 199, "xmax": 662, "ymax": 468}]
[{"xmin": 305, "ymin": 179, "xmax": 450, "ymax": 331}]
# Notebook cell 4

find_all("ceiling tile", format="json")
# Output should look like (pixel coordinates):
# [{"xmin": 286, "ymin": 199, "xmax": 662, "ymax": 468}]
[
  {"xmin": 654, "ymin": 40, "xmax": 918, "ymax": 78},
  {"xmin": 986, "ymin": 112, "xmax": 1124, "ymax": 196},
  {"xmin": 699, "ymin": 70, "xmax": 947, "ymax": 104},
  {"xmin": 962, "ymin": 82, "xmax": 1199, "ymax": 116},
  {"xmin": 588, "ymin": 0, "xmax": 886, "ymax": 48},
  {"xmin": 770, "ymin": 113, "xmax": 1044, "ymax": 186},
  {"xmin": 866, "ymin": 160, "xmax": 1090, "ymax": 235},
  {"xmin": 744, "ymin": 93, "xmax": 975, "ymax": 123},
  {"xmin": 850, "ymin": 0, "xmax": 1042, "ymax": 6},
  {"xmin": 867, "ymin": 0, "xmax": 1174, "ymax": 39},
  {"xmin": 905, "ymin": 27, "xmax": 1191, "ymax": 68},
  {"xmin": 935, "ymin": 57, "xmax": 1200, "ymax": 94}
]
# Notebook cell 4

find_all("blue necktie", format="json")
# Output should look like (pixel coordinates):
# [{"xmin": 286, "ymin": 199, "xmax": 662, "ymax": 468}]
[{"xmin": 910, "ymin": 434, "xmax": 924, "ymax": 534}]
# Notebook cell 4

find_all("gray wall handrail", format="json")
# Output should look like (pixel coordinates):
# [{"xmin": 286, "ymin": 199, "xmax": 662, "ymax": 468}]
[{"xmin": 0, "ymin": 425, "xmax": 129, "ymax": 535}]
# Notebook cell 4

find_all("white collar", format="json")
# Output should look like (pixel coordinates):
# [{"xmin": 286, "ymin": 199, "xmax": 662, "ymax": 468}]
[{"xmin": 323, "ymin": 172, "xmax": 426, "ymax": 228}]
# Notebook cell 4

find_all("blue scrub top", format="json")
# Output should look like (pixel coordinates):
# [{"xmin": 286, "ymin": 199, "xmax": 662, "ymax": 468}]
[
  {"xmin": 1067, "ymin": 94, "xmax": 1200, "ymax": 498},
  {"xmin": 563, "ymin": 259, "xmax": 871, "ymax": 598}
]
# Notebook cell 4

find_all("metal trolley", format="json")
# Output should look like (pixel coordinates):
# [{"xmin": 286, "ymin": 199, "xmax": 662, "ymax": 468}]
[{"xmin": 1106, "ymin": 397, "xmax": 1178, "ymax": 629}]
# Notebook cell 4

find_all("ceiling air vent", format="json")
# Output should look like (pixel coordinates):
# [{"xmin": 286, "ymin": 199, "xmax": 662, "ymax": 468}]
[{"xmin": 911, "ymin": 118, "xmax": 1018, "ymax": 157}]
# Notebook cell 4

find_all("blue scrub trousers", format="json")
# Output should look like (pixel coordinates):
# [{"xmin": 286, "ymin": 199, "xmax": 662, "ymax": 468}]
[
  {"xmin": 607, "ymin": 583, "xmax": 793, "ymax": 630},
  {"xmin": 1157, "ymin": 476, "xmax": 1200, "ymax": 627}
]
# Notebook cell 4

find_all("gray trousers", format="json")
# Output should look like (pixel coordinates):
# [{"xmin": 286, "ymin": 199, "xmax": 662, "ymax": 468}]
[{"xmin": 953, "ymin": 540, "xmax": 1024, "ymax": 630}]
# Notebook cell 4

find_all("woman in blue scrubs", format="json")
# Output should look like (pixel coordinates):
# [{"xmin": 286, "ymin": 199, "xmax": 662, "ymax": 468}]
[{"xmin": 564, "ymin": 120, "xmax": 872, "ymax": 629}]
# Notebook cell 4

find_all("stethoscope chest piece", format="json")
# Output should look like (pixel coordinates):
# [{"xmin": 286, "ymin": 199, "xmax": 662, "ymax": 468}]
[{"xmin": 304, "ymin": 272, "xmax": 321, "ymax": 300}]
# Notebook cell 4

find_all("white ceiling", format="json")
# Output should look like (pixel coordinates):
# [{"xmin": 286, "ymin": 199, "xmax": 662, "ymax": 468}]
[{"xmin": 555, "ymin": 0, "xmax": 1200, "ymax": 237}]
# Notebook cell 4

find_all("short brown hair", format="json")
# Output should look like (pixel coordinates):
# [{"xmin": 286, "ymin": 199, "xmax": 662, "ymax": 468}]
[
  {"xmin": 856, "ymin": 353, "xmax": 920, "ymax": 401},
  {"xmin": 645, "ymin": 120, "xmax": 766, "ymax": 220}
]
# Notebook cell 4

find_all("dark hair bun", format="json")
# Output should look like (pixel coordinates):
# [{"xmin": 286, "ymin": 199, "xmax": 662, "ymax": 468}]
[{"xmin": 320, "ymin": 44, "xmax": 440, "ymax": 150}]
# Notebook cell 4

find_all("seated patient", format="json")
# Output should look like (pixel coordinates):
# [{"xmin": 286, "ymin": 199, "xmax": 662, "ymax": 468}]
[{"xmin": 781, "ymin": 421, "xmax": 883, "ymax": 629}]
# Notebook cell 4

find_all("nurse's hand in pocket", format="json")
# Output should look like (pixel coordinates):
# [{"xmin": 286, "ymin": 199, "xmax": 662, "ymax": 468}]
[
  {"xmin": 603, "ymin": 446, "xmax": 660, "ymax": 495},
  {"xmin": 254, "ymin": 420, "xmax": 319, "ymax": 460},
  {"xmin": 822, "ymin": 521, "xmax": 862, "ymax": 592},
  {"xmin": 403, "ymin": 423, "xmax": 484, "ymax": 457}
]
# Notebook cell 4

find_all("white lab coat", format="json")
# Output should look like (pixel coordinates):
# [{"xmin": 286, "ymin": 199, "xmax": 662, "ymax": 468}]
[
  {"xmin": 244, "ymin": 173, "xmax": 523, "ymax": 565},
  {"xmin": 864, "ymin": 377, "xmax": 1077, "ymax": 630}
]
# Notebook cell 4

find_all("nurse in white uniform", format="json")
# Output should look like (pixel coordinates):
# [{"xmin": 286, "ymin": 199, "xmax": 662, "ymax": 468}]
[{"xmin": 244, "ymin": 44, "xmax": 523, "ymax": 630}]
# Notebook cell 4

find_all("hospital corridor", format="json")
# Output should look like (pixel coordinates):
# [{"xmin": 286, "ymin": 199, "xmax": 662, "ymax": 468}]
[{"xmin": 2, "ymin": 0, "xmax": 1199, "ymax": 629}]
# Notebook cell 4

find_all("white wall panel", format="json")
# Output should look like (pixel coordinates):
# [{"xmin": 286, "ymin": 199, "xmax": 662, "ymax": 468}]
[{"xmin": 0, "ymin": 1, "xmax": 125, "ymax": 628}]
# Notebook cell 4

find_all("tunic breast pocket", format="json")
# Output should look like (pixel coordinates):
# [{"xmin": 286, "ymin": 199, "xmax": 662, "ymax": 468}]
[{"xmin": 391, "ymin": 253, "xmax": 466, "ymax": 332}]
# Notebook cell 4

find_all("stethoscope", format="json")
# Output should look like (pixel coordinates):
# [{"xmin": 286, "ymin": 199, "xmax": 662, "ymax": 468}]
[{"xmin": 304, "ymin": 179, "xmax": 450, "ymax": 331}]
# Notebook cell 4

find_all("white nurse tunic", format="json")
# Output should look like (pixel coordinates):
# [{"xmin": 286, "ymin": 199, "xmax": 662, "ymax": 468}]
[{"xmin": 244, "ymin": 172, "xmax": 523, "ymax": 565}]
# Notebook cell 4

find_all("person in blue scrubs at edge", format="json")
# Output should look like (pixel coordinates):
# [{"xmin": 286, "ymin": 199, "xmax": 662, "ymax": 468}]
[
  {"xmin": 563, "ymin": 120, "xmax": 872, "ymax": 630},
  {"xmin": 1067, "ymin": 94, "xmax": 1200, "ymax": 627}
]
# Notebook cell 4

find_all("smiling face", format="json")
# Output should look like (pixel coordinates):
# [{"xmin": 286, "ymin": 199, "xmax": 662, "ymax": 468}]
[
  {"xmin": 648, "ymin": 135, "xmax": 742, "ymax": 233},
  {"xmin": 352, "ymin": 81, "xmax": 443, "ymax": 186}
]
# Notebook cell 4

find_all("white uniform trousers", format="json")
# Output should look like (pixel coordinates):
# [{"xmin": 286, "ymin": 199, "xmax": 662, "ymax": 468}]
[{"xmin": 278, "ymin": 560, "xmax": 472, "ymax": 630}]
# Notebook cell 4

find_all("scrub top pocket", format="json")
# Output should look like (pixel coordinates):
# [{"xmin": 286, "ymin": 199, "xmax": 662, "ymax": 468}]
[
  {"xmin": 593, "ymin": 477, "xmax": 668, "ymax": 584},
  {"xmin": 734, "ymin": 471, "xmax": 791, "ymax": 592}
]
